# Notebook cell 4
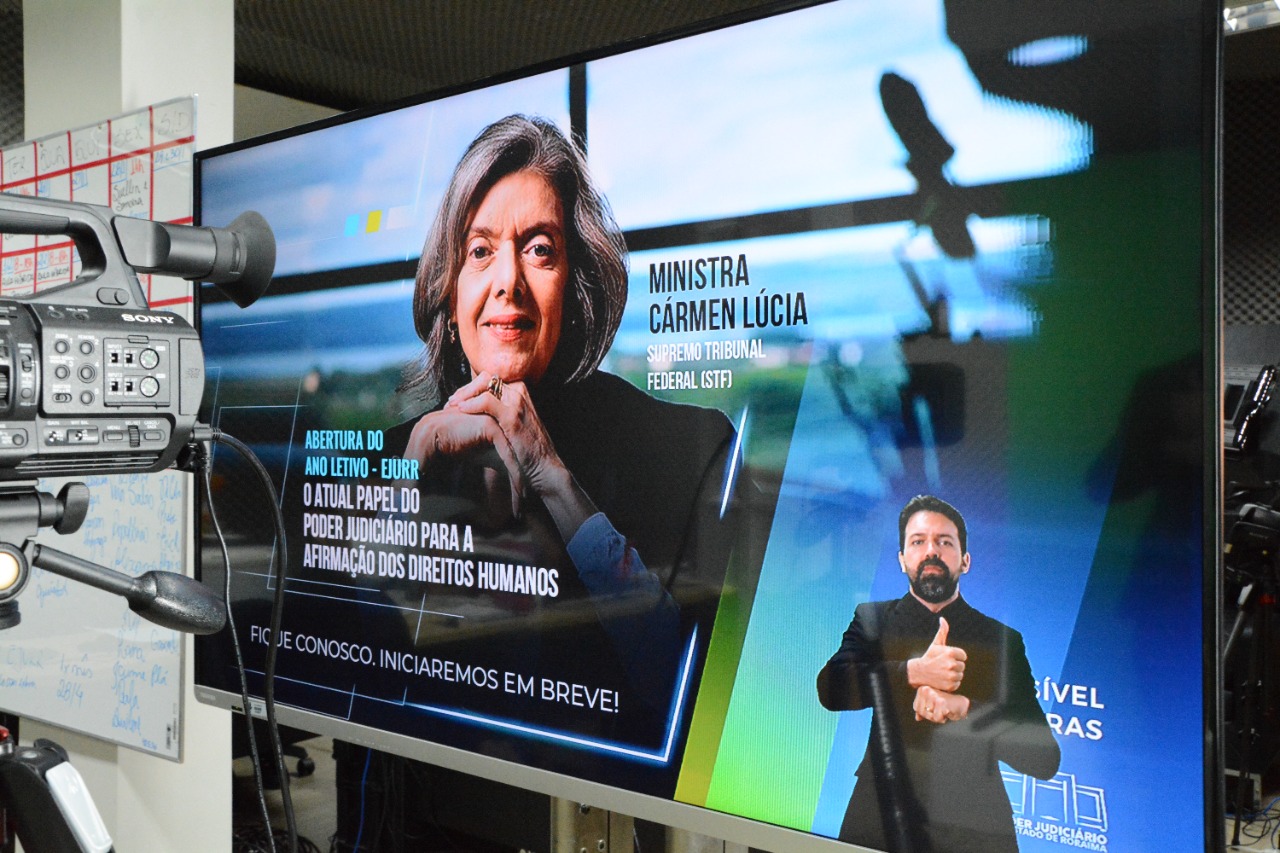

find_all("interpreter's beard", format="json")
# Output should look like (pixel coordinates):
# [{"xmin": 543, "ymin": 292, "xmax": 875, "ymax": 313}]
[{"xmin": 911, "ymin": 556, "xmax": 958, "ymax": 604}]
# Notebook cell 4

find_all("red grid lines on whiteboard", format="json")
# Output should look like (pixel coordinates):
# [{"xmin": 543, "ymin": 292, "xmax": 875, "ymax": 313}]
[{"xmin": 0, "ymin": 99, "xmax": 196, "ymax": 313}]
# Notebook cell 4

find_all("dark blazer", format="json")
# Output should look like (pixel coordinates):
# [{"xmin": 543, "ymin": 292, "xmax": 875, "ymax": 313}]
[
  {"xmin": 377, "ymin": 370, "xmax": 740, "ymax": 791},
  {"xmin": 817, "ymin": 593, "xmax": 1060, "ymax": 853}
]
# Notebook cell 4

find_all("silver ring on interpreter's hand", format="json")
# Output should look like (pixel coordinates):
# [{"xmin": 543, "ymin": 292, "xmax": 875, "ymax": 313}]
[{"xmin": 487, "ymin": 376, "xmax": 505, "ymax": 400}]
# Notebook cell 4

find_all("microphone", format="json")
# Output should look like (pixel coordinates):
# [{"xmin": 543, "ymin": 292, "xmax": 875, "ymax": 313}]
[
  {"xmin": 124, "ymin": 570, "xmax": 227, "ymax": 635},
  {"xmin": 29, "ymin": 543, "xmax": 226, "ymax": 635}
]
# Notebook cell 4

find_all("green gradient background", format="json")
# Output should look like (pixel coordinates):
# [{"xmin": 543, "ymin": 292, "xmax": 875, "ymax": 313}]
[{"xmin": 672, "ymin": 151, "xmax": 1207, "ymax": 833}]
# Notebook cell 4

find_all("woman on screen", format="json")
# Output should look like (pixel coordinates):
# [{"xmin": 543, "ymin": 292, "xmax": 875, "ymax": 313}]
[{"xmin": 386, "ymin": 115, "xmax": 740, "ymax": 757}]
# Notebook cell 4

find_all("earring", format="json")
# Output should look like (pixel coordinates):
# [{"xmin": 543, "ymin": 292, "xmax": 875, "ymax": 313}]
[{"xmin": 447, "ymin": 319, "xmax": 457, "ymax": 344}]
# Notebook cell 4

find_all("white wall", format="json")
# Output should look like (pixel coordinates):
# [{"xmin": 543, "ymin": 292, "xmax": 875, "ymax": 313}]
[
  {"xmin": 235, "ymin": 85, "xmax": 339, "ymax": 143},
  {"xmin": 20, "ymin": 2, "xmax": 234, "ymax": 851}
]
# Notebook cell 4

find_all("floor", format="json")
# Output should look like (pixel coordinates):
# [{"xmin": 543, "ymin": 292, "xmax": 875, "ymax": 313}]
[
  {"xmin": 1229, "ymin": 818, "xmax": 1280, "ymax": 852},
  {"xmin": 1230, "ymin": 805, "xmax": 1280, "ymax": 852}
]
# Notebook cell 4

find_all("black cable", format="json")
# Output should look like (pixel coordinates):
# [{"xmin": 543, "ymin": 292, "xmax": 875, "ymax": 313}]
[
  {"xmin": 212, "ymin": 430, "xmax": 299, "ymax": 853},
  {"xmin": 374, "ymin": 751, "xmax": 408, "ymax": 853},
  {"xmin": 340, "ymin": 748, "xmax": 409, "ymax": 853},
  {"xmin": 202, "ymin": 442, "xmax": 276, "ymax": 852},
  {"xmin": 379, "ymin": 754, "xmax": 403, "ymax": 853},
  {"xmin": 233, "ymin": 824, "xmax": 322, "ymax": 853}
]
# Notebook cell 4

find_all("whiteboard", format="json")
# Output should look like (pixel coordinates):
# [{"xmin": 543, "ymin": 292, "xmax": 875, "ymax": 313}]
[{"xmin": 0, "ymin": 97, "xmax": 195, "ymax": 758}]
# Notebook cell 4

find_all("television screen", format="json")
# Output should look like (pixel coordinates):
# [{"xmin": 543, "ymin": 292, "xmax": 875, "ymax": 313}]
[{"xmin": 195, "ymin": 1, "xmax": 1220, "ymax": 850}]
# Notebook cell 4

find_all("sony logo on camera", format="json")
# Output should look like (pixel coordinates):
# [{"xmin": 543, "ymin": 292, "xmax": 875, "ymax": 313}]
[{"xmin": 120, "ymin": 314, "xmax": 176, "ymax": 325}]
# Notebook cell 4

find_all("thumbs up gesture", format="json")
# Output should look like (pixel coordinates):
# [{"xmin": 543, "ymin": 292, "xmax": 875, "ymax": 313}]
[{"xmin": 907, "ymin": 617, "xmax": 967, "ymax": 693}]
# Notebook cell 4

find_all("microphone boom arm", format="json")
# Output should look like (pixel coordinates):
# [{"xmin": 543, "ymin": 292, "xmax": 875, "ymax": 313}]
[{"xmin": 0, "ymin": 479, "xmax": 226, "ymax": 635}]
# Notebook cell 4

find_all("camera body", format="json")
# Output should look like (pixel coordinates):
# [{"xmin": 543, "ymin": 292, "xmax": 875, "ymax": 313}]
[
  {"xmin": 0, "ymin": 299, "xmax": 201, "ymax": 477},
  {"xmin": 0, "ymin": 192, "xmax": 273, "ymax": 478}
]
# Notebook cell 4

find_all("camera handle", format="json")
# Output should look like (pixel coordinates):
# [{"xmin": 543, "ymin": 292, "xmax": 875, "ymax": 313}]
[{"xmin": 0, "ymin": 726, "xmax": 113, "ymax": 853}]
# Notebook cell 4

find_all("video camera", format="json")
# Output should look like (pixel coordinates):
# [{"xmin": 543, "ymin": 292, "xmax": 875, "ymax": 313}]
[
  {"xmin": 0, "ymin": 192, "xmax": 274, "ymax": 633},
  {"xmin": 0, "ymin": 193, "xmax": 272, "ymax": 475}
]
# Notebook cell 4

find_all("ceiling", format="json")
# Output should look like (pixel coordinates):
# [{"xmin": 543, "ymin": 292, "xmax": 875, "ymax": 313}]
[
  {"xmin": 4, "ymin": 1, "xmax": 1275, "ymax": 146},
  {"xmin": 235, "ymin": 0, "xmax": 791, "ymax": 112},
  {"xmin": 234, "ymin": 1, "xmax": 1280, "ymax": 111},
  {"xmin": 6, "ymin": 0, "xmax": 1278, "ymax": 119}
]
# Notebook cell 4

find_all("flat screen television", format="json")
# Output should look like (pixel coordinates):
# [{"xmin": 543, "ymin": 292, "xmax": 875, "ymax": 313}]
[{"xmin": 194, "ymin": 1, "xmax": 1222, "ymax": 850}]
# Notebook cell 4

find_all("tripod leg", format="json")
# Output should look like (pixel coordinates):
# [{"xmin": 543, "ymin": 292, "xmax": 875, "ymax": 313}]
[{"xmin": 0, "ymin": 734, "xmax": 113, "ymax": 853}]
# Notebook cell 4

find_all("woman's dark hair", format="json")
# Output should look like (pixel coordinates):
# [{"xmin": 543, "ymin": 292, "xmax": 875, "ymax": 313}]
[
  {"xmin": 401, "ymin": 115, "xmax": 628, "ymax": 405},
  {"xmin": 898, "ymin": 494, "xmax": 968, "ymax": 554}
]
